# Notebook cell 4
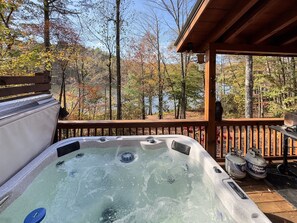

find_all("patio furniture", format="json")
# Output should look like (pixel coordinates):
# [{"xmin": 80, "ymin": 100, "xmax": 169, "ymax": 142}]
[{"xmin": 269, "ymin": 125, "xmax": 297, "ymax": 177}]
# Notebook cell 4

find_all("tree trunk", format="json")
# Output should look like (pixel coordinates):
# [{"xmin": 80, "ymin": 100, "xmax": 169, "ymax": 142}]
[
  {"xmin": 81, "ymin": 71, "xmax": 85, "ymax": 117},
  {"xmin": 176, "ymin": 99, "xmax": 180, "ymax": 119},
  {"xmin": 76, "ymin": 64, "xmax": 82, "ymax": 119},
  {"xmin": 108, "ymin": 53, "xmax": 113, "ymax": 120},
  {"xmin": 59, "ymin": 75, "xmax": 64, "ymax": 104},
  {"xmin": 116, "ymin": 0, "xmax": 122, "ymax": 120},
  {"xmin": 63, "ymin": 72, "xmax": 66, "ymax": 109},
  {"xmin": 258, "ymin": 86, "xmax": 261, "ymax": 118},
  {"xmin": 104, "ymin": 86, "xmax": 107, "ymax": 119},
  {"xmin": 141, "ymin": 60, "xmax": 146, "ymax": 120},
  {"xmin": 157, "ymin": 38, "xmax": 163, "ymax": 119},
  {"xmin": 291, "ymin": 57, "xmax": 297, "ymax": 103},
  {"xmin": 245, "ymin": 55, "xmax": 253, "ymax": 118},
  {"xmin": 180, "ymin": 53, "xmax": 186, "ymax": 119},
  {"xmin": 43, "ymin": 0, "xmax": 50, "ymax": 52},
  {"xmin": 148, "ymin": 95, "xmax": 153, "ymax": 115}
]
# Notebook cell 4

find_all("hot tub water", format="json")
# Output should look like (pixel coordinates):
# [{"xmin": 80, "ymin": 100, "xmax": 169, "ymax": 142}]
[{"xmin": 0, "ymin": 145, "xmax": 235, "ymax": 223}]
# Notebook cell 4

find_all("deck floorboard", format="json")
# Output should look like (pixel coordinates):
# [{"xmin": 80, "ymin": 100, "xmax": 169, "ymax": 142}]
[{"xmin": 236, "ymin": 176, "xmax": 297, "ymax": 223}]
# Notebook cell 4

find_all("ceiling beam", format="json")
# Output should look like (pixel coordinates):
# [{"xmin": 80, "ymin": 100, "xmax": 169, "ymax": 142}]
[
  {"xmin": 276, "ymin": 28, "xmax": 297, "ymax": 45},
  {"xmin": 219, "ymin": 0, "xmax": 269, "ymax": 43},
  {"xmin": 283, "ymin": 36, "xmax": 297, "ymax": 46},
  {"xmin": 200, "ymin": 0, "xmax": 260, "ymax": 50},
  {"xmin": 252, "ymin": 10, "xmax": 297, "ymax": 44},
  {"xmin": 211, "ymin": 43, "xmax": 297, "ymax": 56}
]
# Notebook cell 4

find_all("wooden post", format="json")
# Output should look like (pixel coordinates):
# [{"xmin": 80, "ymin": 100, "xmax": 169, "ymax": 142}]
[{"xmin": 205, "ymin": 45, "xmax": 216, "ymax": 158}]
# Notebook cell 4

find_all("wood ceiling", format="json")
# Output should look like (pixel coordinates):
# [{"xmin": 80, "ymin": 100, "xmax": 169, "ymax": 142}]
[{"xmin": 175, "ymin": 0, "xmax": 297, "ymax": 55}]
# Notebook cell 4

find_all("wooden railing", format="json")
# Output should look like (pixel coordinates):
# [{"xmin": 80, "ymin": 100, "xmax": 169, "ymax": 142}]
[
  {"xmin": 56, "ymin": 118, "xmax": 297, "ymax": 161},
  {"xmin": 0, "ymin": 72, "xmax": 51, "ymax": 102},
  {"xmin": 56, "ymin": 120, "xmax": 207, "ymax": 148},
  {"xmin": 215, "ymin": 118, "xmax": 290, "ymax": 162}
]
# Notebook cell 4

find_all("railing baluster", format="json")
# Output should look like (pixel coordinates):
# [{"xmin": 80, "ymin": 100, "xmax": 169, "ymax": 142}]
[
  {"xmin": 231, "ymin": 126, "xmax": 235, "ymax": 148},
  {"xmin": 288, "ymin": 139, "xmax": 293, "ymax": 156},
  {"xmin": 238, "ymin": 126, "xmax": 242, "ymax": 151},
  {"xmin": 273, "ymin": 130, "xmax": 277, "ymax": 156},
  {"xmin": 200, "ymin": 127, "xmax": 203, "ymax": 146},
  {"xmin": 250, "ymin": 126, "xmax": 254, "ymax": 149},
  {"xmin": 261, "ymin": 125, "xmax": 265, "ymax": 155},
  {"xmin": 226, "ymin": 126, "xmax": 230, "ymax": 153},
  {"xmin": 256, "ymin": 125, "xmax": 259, "ymax": 149},
  {"xmin": 243, "ymin": 126, "xmax": 247, "ymax": 155},
  {"xmin": 220, "ymin": 126, "xmax": 223, "ymax": 158},
  {"xmin": 278, "ymin": 133, "xmax": 282, "ymax": 156},
  {"xmin": 267, "ymin": 127, "xmax": 271, "ymax": 157}
]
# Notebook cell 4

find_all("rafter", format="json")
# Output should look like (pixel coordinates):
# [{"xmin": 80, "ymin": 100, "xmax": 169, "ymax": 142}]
[
  {"xmin": 218, "ymin": 0, "xmax": 269, "ymax": 43},
  {"xmin": 200, "ymin": 0, "xmax": 260, "ymax": 50},
  {"xmin": 252, "ymin": 10, "xmax": 297, "ymax": 44}
]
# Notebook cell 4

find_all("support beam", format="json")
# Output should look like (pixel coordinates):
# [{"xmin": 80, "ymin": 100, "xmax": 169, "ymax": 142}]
[
  {"xmin": 212, "ymin": 43, "xmax": 297, "ymax": 56},
  {"xmin": 205, "ymin": 45, "xmax": 216, "ymax": 158}
]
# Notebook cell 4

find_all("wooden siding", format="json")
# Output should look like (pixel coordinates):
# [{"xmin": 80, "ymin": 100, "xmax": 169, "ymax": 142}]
[{"xmin": 0, "ymin": 72, "xmax": 51, "ymax": 102}]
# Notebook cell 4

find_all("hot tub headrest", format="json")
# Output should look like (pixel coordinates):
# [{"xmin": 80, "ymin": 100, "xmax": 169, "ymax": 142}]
[
  {"xmin": 171, "ymin": 140, "xmax": 191, "ymax": 155},
  {"xmin": 57, "ymin": 141, "xmax": 80, "ymax": 157}
]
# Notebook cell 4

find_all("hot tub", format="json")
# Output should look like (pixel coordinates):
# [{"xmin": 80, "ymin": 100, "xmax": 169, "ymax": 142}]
[{"xmin": 0, "ymin": 135, "xmax": 271, "ymax": 223}]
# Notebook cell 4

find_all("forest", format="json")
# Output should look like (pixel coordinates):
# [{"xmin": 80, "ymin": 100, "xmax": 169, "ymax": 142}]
[{"xmin": 1, "ymin": 0, "xmax": 296, "ymax": 120}]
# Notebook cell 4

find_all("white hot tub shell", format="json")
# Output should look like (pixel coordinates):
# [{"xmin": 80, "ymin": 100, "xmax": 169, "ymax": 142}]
[{"xmin": 0, "ymin": 135, "xmax": 271, "ymax": 223}]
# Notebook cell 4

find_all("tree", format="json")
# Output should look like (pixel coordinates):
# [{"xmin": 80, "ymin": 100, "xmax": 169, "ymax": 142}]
[
  {"xmin": 0, "ymin": 0, "xmax": 51, "ymax": 76},
  {"xmin": 80, "ymin": 0, "xmax": 132, "ymax": 120},
  {"xmin": 140, "ymin": 10, "xmax": 164, "ymax": 119},
  {"xmin": 245, "ymin": 55, "xmax": 253, "ymax": 118},
  {"xmin": 23, "ymin": 0, "xmax": 78, "ymax": 54},
  {"xmin": 115, "ymin": 0, "xmax": 122, "ymax": 119},
  {"xmin": 81, "ymin": 0, "xmax": 116, "ymax": 119},
  {"xmin": 149, "ymin": 0, "xmax": 193, "ymax": 119}
]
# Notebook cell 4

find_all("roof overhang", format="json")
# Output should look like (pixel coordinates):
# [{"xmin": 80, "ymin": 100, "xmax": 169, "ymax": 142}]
[{"xmin": 175, "ymin": 0, "xmax": 297, "ymax": 56}]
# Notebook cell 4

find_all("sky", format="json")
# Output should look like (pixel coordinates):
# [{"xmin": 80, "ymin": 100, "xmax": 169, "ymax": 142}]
[{"xmin": 81, "ymin": 0, "xmax": 196, "ymax": 56}]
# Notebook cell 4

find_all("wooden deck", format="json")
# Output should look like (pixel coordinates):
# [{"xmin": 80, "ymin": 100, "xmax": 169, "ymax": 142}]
[{"xmin": 237, "ymin": 176, "xmax": 297, "ymax": 223}]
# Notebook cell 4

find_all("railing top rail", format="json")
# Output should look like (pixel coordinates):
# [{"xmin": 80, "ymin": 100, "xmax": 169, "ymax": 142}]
[
  {"xmin": 217, "ymin": 118, "xmax": 283, "ymax": 126},
  {"xmin": 57, "ymin": 119, "xmax": 209, "ymax": 128},
  {"xmin": 0, "ymin": 73, "xmax": 50, "ymax": 85},
  {"xmin": 0, "ymin": 72, "xmax": 51, "ymax": 102}
]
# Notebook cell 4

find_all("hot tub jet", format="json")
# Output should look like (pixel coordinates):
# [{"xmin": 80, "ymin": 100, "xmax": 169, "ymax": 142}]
[
  {"xmin": 100, "ymin": 207, "xmax": 117, "ymax": 223},
  {"xmin": 120, "ymin": 152, "xmax": 135, "ymax": 163}
]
